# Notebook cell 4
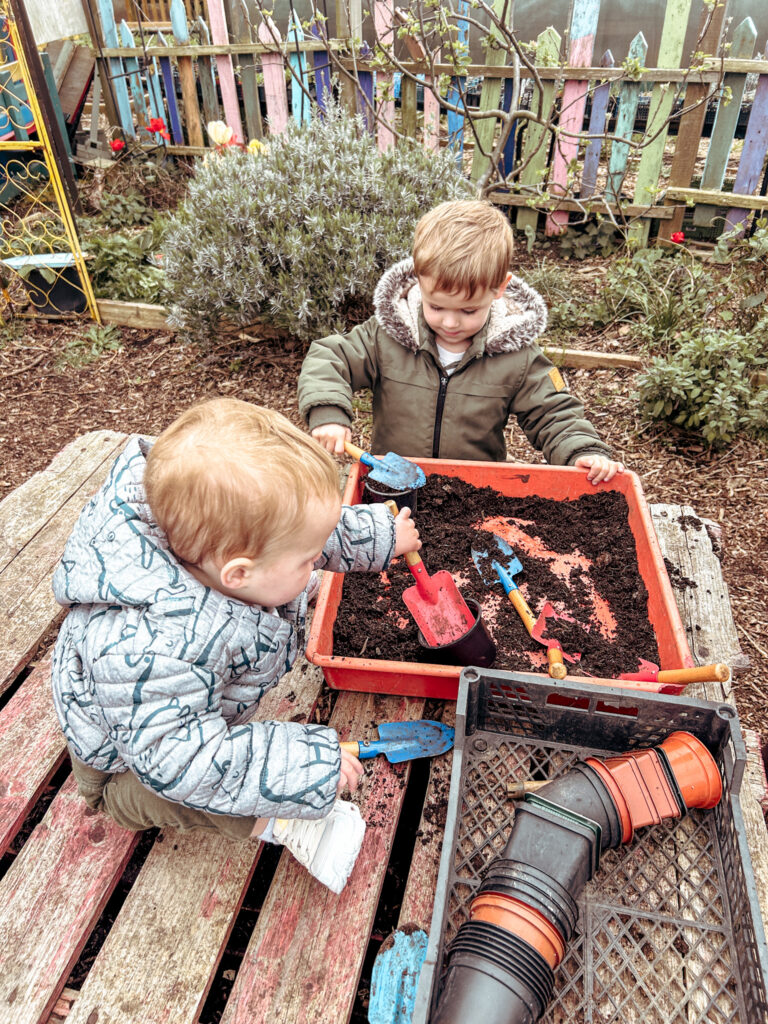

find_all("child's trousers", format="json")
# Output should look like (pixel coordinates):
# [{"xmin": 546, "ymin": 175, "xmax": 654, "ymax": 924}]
[{"xmin": 68, "ymin": 749, "xmax": 257, "ymax": 840}]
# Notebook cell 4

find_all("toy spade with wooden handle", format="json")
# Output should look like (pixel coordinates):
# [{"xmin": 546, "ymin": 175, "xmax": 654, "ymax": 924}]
[
  {"xmin": 385, "ymin": 501, "xmax": 475, "ymax": 646},
  {"xmin": 340, "ymin": 719, "xmax": 455, "ymax": 763},
  {"xmin": 471, "ymin": 534, "xmax": 567, "ymax": 679},
  {"xmin": 344, "ymin": 441, "xmax": 426, "ymax": 492}
]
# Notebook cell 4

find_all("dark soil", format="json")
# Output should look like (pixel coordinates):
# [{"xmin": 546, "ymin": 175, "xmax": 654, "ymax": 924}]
[{"xmin": 334, "ymin": 476, "xmax": 659, "ymax": 679}]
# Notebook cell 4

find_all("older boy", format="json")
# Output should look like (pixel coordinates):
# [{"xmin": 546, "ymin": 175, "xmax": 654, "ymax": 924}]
[
  {"xmin": 299, "ymin": 200, "xmax": 623, "ymax": 483},
  {"xmin": 51, "ymin": 398, "xmax": 420, "ymax": 894}
]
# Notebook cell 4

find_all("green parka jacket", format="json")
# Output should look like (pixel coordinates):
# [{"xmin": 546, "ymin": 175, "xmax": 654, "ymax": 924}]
[{"xmin": 297, "ymin": 259, "xmax": 612, "ymax": 464}]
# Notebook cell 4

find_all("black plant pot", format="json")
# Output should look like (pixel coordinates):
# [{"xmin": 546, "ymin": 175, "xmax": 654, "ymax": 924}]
[{"xmin": 22, "ymin": 264, "xmax": 86, "ymax": 315}]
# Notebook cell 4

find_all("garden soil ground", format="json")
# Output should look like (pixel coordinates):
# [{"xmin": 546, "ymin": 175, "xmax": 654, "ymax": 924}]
[{"xmin": 1, "ymin": 291, "xmax": 766, "ymax": 1023}]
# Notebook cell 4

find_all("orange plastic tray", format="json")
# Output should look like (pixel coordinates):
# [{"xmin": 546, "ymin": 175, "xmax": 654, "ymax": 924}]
[{"xmin": 305, "ymin": 459, "xmax": 693, "ymax": 700}]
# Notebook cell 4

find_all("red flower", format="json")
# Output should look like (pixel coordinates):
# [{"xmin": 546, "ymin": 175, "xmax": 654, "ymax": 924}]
[
  {"xmin": 670, "ymin": 231, "xmax": 685, "ymax": 244},
  {"xmin": 110, "ymin": 138, "xmax": 125, "ymax": 152},
  {"xmin": 148, "ymin": 117, "xmax": 166, "ymax": 133},
  {"xmin": 160, "ymin": 129, "xmax": 170, "ymax": 141}
]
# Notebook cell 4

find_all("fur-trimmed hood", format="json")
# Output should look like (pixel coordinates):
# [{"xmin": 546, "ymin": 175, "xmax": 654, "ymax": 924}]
[{"xmin": 372, "ymin": 258, "xmax": 548, "ymax": 355}]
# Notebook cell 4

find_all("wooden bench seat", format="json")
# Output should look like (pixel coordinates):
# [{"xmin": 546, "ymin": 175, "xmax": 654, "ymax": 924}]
[{"xmin": 0, "ymin": 433, "xmax": 765, "ymax": 1024}]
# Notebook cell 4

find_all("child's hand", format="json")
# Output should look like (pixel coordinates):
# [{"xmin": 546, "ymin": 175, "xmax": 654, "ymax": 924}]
[
  {"xmin": 311, "ymin": 423, "xmax": 351, "ymax": 455},
  {"xmin": 338, "ymin": 745, "xmax": 363, "ymax": 795},
  {"xmin": 574, "ymin": 454, "xmax": 625, "ymax": 484},
  {"xmin": 393, "ymin": 507, "xmax": 421, "ymax": 557}
]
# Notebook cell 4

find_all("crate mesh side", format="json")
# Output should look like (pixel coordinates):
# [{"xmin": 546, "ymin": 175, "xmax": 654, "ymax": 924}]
[{"xmin": 434, "ymin": 731, "xmax": 768, "ymax": 1023}]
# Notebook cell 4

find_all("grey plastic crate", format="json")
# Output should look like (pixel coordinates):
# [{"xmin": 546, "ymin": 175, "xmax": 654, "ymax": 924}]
[{"xmin": 414, "ymin": 669, "xmax": 768, "ymax": 1024}]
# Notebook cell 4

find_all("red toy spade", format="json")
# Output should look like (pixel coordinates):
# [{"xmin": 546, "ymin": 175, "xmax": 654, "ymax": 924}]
[{"xmin": 386, "ymin": 501, "xmax": 475, "ymax": 646}]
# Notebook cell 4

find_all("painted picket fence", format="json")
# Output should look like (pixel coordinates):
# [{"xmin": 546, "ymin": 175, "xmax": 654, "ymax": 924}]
[{"xmin": 93, "ymin": 0, "xmax": 768, "ymax": 240}]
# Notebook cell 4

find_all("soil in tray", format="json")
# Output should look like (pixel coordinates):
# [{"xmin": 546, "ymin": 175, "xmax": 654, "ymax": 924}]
[{"xmin": 333, "ymin": 475, "xmax": 660, "ymax": 679}]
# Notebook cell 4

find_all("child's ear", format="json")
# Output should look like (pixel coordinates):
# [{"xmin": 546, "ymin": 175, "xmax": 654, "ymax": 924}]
[
  {"xmin": 495, "ymin": 272, "xmax": 513, "ymax": 299},
  {"xmin": 219, "ymin": 557, "xmax": 255, "ymax": 590}
]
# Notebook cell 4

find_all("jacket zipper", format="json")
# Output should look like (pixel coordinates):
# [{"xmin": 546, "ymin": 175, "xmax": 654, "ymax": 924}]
[{"xmin": 432, "ymin": 374, "xmax": 449, "ymax": 458}]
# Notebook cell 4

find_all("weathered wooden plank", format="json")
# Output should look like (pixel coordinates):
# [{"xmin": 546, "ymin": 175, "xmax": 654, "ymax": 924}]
[
  {"xmin": 547, "ymin": 0, "xmax": 601, "ymax": 235},
  {"xmin": 170, "ymin": 0, "xmax": 204, "ymax": 147},
  {"xmin": 0, "ymin": 432, "xmax": 128, "ymax": 694},
  {"xmin": 515, "ymin": 27, "xmax": 561, "ymax": 237},
  {"xmin": 650, "ymin": 503, "xmax": 746, "ymax": 693},
  {"xmin": 96, "ymin": 0, "xmax": 135, "ymax": 136},
  {"xmin": 196, "ymin": 17, "xmax": 222, "ymax": 127},
  {"xmin": 207, "ymin": 0, "xmax": 245, "ymax": 141},
  {"xmin": 258, "ymin": 16, "xmax": 289, "ymax": 134},
  {"xmin": 0, "ymin": 430, "xmax": 126, "ymax": 575},
  {"xmin": 0, "ymin": 653, "xmax": 65, "ymax": 857},
  {"xmin": 692, "ymin": 16, "xmax": 757, "ymax": 229},
  {"xmin": 400, "ymin": 72, "xmax": 417, "ymax": 140},
  {"xmin": 397, "ymin": 703, "xmax": 455, "ymax": 931},
  {"xmin": 723, "ymin": 41, "xmax": 768, "ymax": 236},
  {"xmin": 667, "ymin": 186, "xmax": 768, "ymax": 211},
  {"xmin": 605, "ymin": 33, "xmax": 648, "ymax": 204},
  {"xmin": 470, "ymin": 0, "xmax": 510, "ymax": 182},
  {"xmin": 657, "ymin": 1, "xmax": 729, "ymax": 239},
  {"xmin": 373, "ymin": 0, "xmax": 395, "ymax": 150},
  {"xmin": 0, "ymin": 776, "xmax": 140, "ymax": 1024},
  {"xmin": 493, "ymin": 190, "xmax": 674, "ymax": 218},
  {"xmin": 630, "ymin": 0, "xmax": 695, "ymax": 246},
  {"xmin": 219, "ymin": 690, "xmax": 426, "ymax": 1024},
  {"xmin": 288, "ymin": 12, "xmax": 311, "ymax": 126},
  {"xmin": 118, "ymin": 20, "xmax": 152, "ymax": 134},
  {"xmin": 229, "ymin": 0, "xmax": 263, "ymax": 141},
  {"xmin": 581, "ymin": 49, "xmax": 614, "ymax": 198},
  {"xmin": 742, "ymin": 729, "xmax": 768, "ymax": 930}
]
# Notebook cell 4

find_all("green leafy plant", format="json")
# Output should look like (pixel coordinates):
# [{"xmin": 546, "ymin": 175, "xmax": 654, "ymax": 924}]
[
  {"xmin": 80, "ymin": 218, "xmax": 166, "ymax": 304},
  {"xmin": 93, "ymin": 190, "xmax": 155, "ymax": 229},
  {"xmin": 57, "ymin": 323, "xmax": 123, "ymax": 369},
  {"xmin": 558, "ymin": 220, "xmax": 623, "ymax": 260},
  {"xmin": 161, "ymin": 101, "xmax": 475, "ymax": 344},
  {"xmin": 636, "ymin": 326, "xmax": 768, "ymax": 447},
  {"xmin": 712, "ymin": 218, "xmax": 768, "ymax": 331},
  {"xmin": 585, "ymin": 247, "xmax": 716, "ymax": 351}
]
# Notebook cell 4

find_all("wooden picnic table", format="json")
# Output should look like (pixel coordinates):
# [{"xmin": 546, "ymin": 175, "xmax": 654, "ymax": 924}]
[{"xmin": 1, "ymin": 430, "xmax": 766, "ymax": 1024}]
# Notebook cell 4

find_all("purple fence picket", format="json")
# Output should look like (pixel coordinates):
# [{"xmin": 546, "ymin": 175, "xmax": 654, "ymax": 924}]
[
  {"xmin": 581, "ymin": 49, "xmax": 614, "ymax": 198},
  {"xmin": 723, "ymin": 42, "xmax": 768, "ymax": 237}
]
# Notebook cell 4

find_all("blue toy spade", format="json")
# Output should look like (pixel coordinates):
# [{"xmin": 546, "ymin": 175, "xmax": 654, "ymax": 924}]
[
  {"xmin": 340, "ymin": 719, "xmax": 454, "ymax": 763},
  {"xmin": 471, "ymin": 532, "xmax": 567, "ymax": 679},
  {"xmin": 345, "ymin": 441, "xmax": 427, "ymax": 492}
]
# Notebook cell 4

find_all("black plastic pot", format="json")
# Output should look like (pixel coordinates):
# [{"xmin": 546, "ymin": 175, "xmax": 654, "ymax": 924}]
[
  {"xmin": 363, "ymin": 476, "xmax": 420, "ymax": 514},
  {"xmin": 22, "ymin": 264, "xmax": 86, "ymax": 315},
  {"xmin": 433, "ymin": 920, "xmax": 554, "ymax": 1024},
  {"xmin": 417, "ymin": 598, "xmax": 497, "ymax": 669},
  {"xmin": 478, "ymin": 859, "xmax": 579, "ymax": 943}
]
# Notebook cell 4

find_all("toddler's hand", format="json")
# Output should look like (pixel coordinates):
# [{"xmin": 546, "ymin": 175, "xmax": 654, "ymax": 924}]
[
  {"xmin": 393, "ymin": 507, "xmax": 421, "ymax": 557},
  {"xmin": 574, "ymin": 454, "xmax": 625, "ymax": 484},
  {"xmin": 338, "ymin": 745, "xmax": 363, "ymax": 795},
  {"xmin": 311, "ymin": 423, "xmax": 351, "ymax": 455}
]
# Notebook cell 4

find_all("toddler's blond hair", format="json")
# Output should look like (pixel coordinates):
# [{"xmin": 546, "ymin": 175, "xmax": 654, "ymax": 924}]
[
  {"xmin": 413, "ymin": 200, "xmax": 514, "ymax": 295},
  {"xmin": 145, "ymin": 398, "xmax": 340, "ymax": 565}
]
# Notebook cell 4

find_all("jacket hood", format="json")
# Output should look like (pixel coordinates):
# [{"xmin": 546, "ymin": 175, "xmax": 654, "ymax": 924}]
[
  {"xmin": 53, "ymin": 437, "xmax": 210, "ymax": 612},
  {"xmin": 372, "ymin": 258, "xmax": 548, "ymax": 355}
]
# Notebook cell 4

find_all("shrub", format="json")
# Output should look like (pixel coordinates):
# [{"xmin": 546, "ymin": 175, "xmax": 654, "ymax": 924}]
[
  {"xmin": 161, "ymin": 102, "xmax": 475, "ymax": 344},
  {"xmin": 80, "ymin": 219, "xmax": 166, "ymax": 304},
  {"xmin": 635, "ymin": 326, "xmax": 768, "ymax": 447}
]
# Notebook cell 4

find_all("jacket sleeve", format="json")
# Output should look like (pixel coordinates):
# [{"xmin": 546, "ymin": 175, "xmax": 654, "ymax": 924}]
[
  {"xmin": 90, "ymin": 652, "xmax": 340, "ymax": 820},
  {"xmin": 509, "ymin": 345, "xmax": 612, "ymax": 466},
  {"xmin": 297, "ymin": 317, "xmax": 381, "ymax": 431},
  {"xmin": 318, "ymin": 502, "xmax": 396, "ymax": 573}
]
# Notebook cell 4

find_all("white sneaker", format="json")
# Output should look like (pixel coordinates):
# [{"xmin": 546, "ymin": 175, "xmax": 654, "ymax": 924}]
[{"xmin": 273, "ymin": 800, "xmax": 365, "ymax": 894}]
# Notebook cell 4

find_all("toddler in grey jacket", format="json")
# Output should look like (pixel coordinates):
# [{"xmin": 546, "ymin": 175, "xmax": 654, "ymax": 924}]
[{"xmin": 51, "ymin": 398, "xmax": 420, "ymax": 894}]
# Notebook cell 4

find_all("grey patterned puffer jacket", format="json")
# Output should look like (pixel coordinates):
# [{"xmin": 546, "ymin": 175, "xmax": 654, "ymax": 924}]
[{"xmin": 51, "ymin": 437, "xmax": 395, "ymax": 821}]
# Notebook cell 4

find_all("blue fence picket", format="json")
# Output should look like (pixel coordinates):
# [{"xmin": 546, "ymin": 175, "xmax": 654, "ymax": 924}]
[
  {"xmin": 156, "ymin": 31, "xmax": 184, "ymax": 144},
  {"xmin": 96, "ymin": 0, "xmax": 135, "ymax": 137},
  {"xmin": 287, "ymin": 13, "xmax": 311, "ymax": 125}
]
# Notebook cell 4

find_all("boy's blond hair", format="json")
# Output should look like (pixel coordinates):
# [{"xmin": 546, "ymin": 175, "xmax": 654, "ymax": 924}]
[
  {"xmin": 413, "ymin": 200, "xmax": 514, "ymax": 295},
  {"xmin": 145, "ymin": 398, "xmax": 340, "ymax": 565}
]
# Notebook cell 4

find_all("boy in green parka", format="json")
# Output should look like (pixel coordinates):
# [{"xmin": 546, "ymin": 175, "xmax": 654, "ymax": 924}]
[{"xmin": 298, "ymin": 200, "xmax": 624, "ymax": 484}]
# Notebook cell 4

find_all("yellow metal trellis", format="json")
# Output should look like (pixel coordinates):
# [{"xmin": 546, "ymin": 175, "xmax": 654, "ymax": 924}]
[{"xmin": 0, "ymin": 0, "xmax": 99, "ymax": 321}]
